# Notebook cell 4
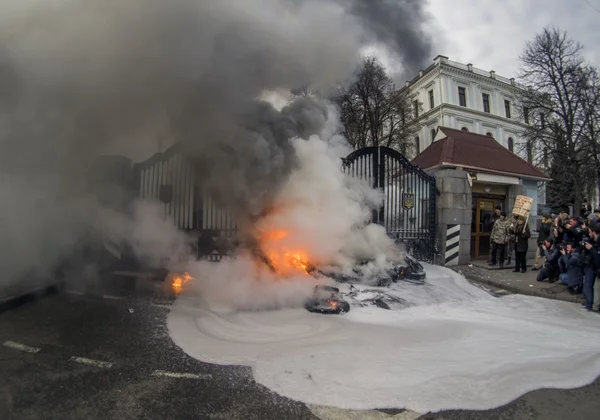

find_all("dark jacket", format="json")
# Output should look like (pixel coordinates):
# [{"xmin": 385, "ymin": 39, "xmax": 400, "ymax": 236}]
[
  {"xmin": 565, "ymin": 252, "xmax": 584, "ymax": 287},
  {"xmin": 538, "ymin": 221, "xmax": 551, "ymax": 243},
  {"xmin": 565, "ymin": 225, "xmax": 584, "ymax": 243},
  {"xmin": 543, "ymin": 247, "xmax": 561, "ymax": 277},
  {"xmin": 512, "ymin": 222, "xmax": 531, "ymax": 253}
]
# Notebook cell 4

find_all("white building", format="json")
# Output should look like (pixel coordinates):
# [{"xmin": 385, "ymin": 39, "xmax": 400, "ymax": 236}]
[
  {"xmin": 406, "ymin": 56, "xmax": 553, "ymax": 263},
  {"xmin": 405, "ymin": 55, "xmax": 527, "ymax": 159}
]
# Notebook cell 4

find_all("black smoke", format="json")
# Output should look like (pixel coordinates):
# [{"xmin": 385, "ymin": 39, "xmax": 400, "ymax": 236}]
[{"xmin": 0, "ymin": 0, "xmax": 433, "ymax": 288}]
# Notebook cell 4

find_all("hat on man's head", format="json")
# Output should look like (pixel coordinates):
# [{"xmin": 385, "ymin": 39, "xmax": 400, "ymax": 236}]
[
  {"xmin": 500, "ymin": 211, "xmax": 506, "ymax": 217},
  {"xmin": 495, "ymin": 205, "xmax": 502, "ymax": 210}
]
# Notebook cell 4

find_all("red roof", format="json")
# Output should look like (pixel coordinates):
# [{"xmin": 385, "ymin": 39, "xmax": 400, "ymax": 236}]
[{"xmin": 411, "ymin": 127, "xmax": 550, "ymax": 180}]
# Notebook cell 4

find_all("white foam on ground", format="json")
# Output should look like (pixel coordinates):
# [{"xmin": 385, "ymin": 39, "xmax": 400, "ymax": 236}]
[{"xmin": 167, "ymin": 265, "xmax": 600, "ymax": 413}]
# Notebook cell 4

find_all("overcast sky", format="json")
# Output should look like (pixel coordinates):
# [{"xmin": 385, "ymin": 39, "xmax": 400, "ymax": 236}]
[{"xmin": 424, "ymin": 0, "xmax": 600, "ymax": 79}]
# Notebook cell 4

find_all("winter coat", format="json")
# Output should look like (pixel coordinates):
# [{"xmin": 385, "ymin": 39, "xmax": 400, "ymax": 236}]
[
  {"xmin": 565, "ymin": 252, "xmax": 584, "ymax": 287},
  {"xmin": 491, "ymin": 218, "xmax": 509, "ymax": 244},
  {"xmin": 537, "ymin": 221, "xmax": 551, "ymax": 244},
  {"xmin": 512, "ymin": 222, "xmax": 531, "ymax": 253},
  {"xmin": 565, "ymin": 225, "xmax": 584, "ymax": 244},
  {"xmin": 543, "ymin": 247, "xmax": 561, "ymax": 277}
]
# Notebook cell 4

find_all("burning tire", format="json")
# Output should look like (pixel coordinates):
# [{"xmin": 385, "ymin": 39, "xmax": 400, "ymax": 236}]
[{"xmin": 304, "ymin": 285, "xmax": 350, "ymax": 315}]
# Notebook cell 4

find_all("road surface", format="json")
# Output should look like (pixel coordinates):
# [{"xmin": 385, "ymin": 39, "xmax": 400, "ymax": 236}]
[{"xmin": 0, "ymin": 288, "xmax": 598, "ymax": 420}]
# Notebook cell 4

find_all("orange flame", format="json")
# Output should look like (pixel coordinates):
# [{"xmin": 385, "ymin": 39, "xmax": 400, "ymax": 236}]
[
  {"xmin": 258, "ymin": 229, "xmax": 312, "ymax": 277},
  {"xmin": 171, "ymin": 272, "xmax": 193, "ymax": 295}
]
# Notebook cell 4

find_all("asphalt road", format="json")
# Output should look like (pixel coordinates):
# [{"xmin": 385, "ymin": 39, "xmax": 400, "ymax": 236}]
[
  {"xmin": 1, "ymin": 287, "xmax": 599, "ymax": 420},
  {"xmin": 0, "ymin": 290, "xmax": 318, "ymax": 420}
]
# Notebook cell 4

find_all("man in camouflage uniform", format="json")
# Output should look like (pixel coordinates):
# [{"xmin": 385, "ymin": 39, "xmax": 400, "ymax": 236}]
[{"xmin": 490, "ymin": 211, "xmax": 510, "ymax": 268}]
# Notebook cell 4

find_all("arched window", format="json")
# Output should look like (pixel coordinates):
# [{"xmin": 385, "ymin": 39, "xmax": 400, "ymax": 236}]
[
  {"xmin": 486, "ymin": 132, "xmax": 493, "ymax": 137},
  {"xmin": 461, "ymin": 126, "xmax": 469, "ymax": 132},
  {"xmin": 508, "ymin": 137, "xmax": 514, "ymax": 152},
  {"xmin": 415, "ymin": 136, "xmax": 420, "ymax": 154},
  {"xmin": 430, "ymin": 128, "xmax": 436, "ymax": 142}
]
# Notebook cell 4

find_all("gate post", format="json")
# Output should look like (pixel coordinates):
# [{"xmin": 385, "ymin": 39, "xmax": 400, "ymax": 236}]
[
  {"xmin": 371, "ymin": 148, "xmax": 379, "ymax": 224},
  {"xmin": 377, "ymin": 147, "xmax": 385, "ymax": 225}
]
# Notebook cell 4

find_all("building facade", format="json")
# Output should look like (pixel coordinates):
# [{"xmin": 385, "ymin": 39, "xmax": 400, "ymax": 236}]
[{"xmin": 405, "ymin": 55, "xmax": 527, "ymax": 159}]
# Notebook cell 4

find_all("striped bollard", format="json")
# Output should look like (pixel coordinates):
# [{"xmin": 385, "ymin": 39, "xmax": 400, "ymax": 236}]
[{"xmin": 445, "ymin": 224, "xmax": 460, "ymax": 266}]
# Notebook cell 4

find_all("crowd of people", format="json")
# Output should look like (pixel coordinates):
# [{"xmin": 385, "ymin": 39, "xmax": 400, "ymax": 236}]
[{"xmin": 487, "ymin": 201, "xmax": 600, "ymax": 313}]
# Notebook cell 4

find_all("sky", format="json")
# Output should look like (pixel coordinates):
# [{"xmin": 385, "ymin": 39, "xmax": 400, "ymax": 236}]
[{"xmin": 425, "ymin": 0, "xmax": 600, "ymax": 79}]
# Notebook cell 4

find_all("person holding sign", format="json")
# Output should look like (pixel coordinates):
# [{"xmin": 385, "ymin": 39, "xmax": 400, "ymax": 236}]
[{"xmin": 510, "ymin": 215, "xmax": 531, "ymax": 273}]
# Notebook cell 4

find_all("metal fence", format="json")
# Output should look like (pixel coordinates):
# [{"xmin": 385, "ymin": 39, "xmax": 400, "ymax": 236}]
[
  {"xmin": 342, "ymin": 146, "xmax": 437, "ymax": 262},
  {"xmin": 134, "ymin": 144, "xmax": 437, "ymax": 262}
]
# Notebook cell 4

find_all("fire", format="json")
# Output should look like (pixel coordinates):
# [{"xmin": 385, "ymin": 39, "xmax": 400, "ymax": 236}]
[
  {"xmin": 258, "ymin": 228, "xmax": 313, "ymax": 277},
  {"xmin": 286, "ymin": 252, "xmax": 310, "ymax": 273},
  {"xmin": 171, "ymin": 272, "xmax": 193, "ymax": 295}
]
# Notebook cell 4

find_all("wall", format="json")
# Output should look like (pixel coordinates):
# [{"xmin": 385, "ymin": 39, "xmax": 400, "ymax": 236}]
[
  {"xmin": 428, "ymin": 168, "xmax": 472, "ymax": 265},
  {"xmin": 408, "ymin": 58, "xmax": 527, "ymax": 159}
]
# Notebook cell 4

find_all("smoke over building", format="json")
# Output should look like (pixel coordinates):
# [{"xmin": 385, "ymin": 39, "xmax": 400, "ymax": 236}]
[{"xmin": 0, "ymin": 0, "xmax": 432, "ymax": 289}]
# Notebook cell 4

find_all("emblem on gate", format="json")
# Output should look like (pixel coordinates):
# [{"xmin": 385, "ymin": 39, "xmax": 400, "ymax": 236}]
[{"xmin": 402, "ymin": 193, "xmax": 415, "ymax": 210}]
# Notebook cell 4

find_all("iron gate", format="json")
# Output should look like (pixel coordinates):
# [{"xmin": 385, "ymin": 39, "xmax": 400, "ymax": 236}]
[
  {"xmin": 132, "ymin": 143, "xmax": 238, "ymax": 261},
  {"xmin": 133, "ymin": 144, "xmax": 436, "ymax": 262},
  {"xmin": 342, "ymin": 146, "xmax": 437, "ymax": 262}
]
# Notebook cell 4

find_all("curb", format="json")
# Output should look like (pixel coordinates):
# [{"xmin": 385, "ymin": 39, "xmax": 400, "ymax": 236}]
[{"xmin": 452, "ymin": 267, "xmax": 586, "ymax": 305}]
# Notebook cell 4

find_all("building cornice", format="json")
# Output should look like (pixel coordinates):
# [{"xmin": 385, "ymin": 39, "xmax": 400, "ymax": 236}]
[
  {"xmin": 441, "ymin": 104, "xmax": 529, "ymax": 129},
  {"xmin": 440, "ymin": 65, "xmax": 523, "ymax": 93}
]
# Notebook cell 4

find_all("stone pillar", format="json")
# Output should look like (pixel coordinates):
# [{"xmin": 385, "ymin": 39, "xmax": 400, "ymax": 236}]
[{"xmin": 428, "ymin": 169, "xmax": 472, "ymax": 265}]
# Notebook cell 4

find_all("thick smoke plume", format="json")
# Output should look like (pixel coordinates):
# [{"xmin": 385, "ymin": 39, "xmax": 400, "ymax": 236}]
[{"xmin": 0, "ymin": 0, "xmax": 431, "ymax": 292}]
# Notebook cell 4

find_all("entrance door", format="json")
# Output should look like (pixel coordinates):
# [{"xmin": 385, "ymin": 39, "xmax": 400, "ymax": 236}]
[{"xmin": 471, "ymin": 198, "xmax": 500, "ymax": 259}]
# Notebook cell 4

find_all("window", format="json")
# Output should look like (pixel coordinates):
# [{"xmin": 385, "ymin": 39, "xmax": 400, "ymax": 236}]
[
  {"xmin": 431, "ymin": 128, "xmax": 436, "ymax": 142},
  {"xmin": 428, "ymin": 89, "xmax": 435, "ymax": 109},
  {"xmin": 415, "ymin": 136, "xmax": 420, "ymax": 154},
  {"xmin": 508, "ymin": 137, "xmax": 514, "ymax": 152},
  {"xmin": 504, "ymin": 100, "xmax": 511, "ymax": 118},
  {"xmin": 414, "ymin": 100, "xmax": 419, "ymax": 118},
  {"xmin": 486, "ymin": 132, "xmax": 493, "ymax": 137},
  {"xmin": 482, "ymin": 93, "xmax": 490, "ymax": 113},
  {"xmin": 524, "ymin": 107, "xmax": 530, "ymax": 124},
  {"xmin": 526, "ymin": 141, "xmax": 533, "ymax": 163},
  {"xmin": 458, "ymin": 87, "xmax": 467, "ymax": 107},
  {"xmin": 461, "ymin": 127, "xmax": 469, "ymax": 132}
]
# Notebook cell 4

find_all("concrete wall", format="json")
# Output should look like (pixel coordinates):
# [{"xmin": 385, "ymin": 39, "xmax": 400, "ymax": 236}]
[{"xmin": 428, "ymin": 168, "xmax": 472, "ymax": 265}]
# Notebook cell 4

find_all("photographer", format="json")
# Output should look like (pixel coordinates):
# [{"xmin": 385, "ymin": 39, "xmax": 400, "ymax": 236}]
[
  {"xmin": 536, "ymin": 238, "xmax": 560, "ymax": 283},
  {"xmin": 564, "ymin": 216, "xmax": 584, "ymax": 244},
  {"xmin": 588, "ymin": 223, "xmax": 600, "ymax": 312},
  {"xmin": 581, "ymin": 199, "xmax": 592, "ymax": 219},
  {"xmin": 581, "ymin": 236, "xmax": 598, "ymax": 311},
  {"xmin": 559, "ymin": 242, "xmax": 584, "ymax": 295}
]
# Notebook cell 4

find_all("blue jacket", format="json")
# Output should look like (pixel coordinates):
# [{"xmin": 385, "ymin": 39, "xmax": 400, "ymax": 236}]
[{"xmin": 565, "ymin": 252, "xmax": 584, "ymax": 287}]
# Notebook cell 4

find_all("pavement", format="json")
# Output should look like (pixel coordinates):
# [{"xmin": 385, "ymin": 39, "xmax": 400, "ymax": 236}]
[
  {"xmin": 454, "ymin": 260, "xmax": 588, "ymax": 304},
  {"xmin": 0, "ymin": 274, "xmax": 599, "ymax": 419}
]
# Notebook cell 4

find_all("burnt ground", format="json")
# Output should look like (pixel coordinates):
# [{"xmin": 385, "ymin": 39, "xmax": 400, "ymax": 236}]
[{"xmin": 0, "ymin": 285, "xmax": 599, "ymax": 420}]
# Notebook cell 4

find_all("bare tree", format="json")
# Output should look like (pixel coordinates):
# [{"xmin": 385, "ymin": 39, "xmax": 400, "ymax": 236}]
[
  {"xmin": 580, "ymin": 68, "xmax": 600, "ymax": 204},
  {"xmin": 334, "ymin": 57, "xmax": 421, "ymax": 153},
  {"xmin": 516, "ymin": 26, "xmax": 599, "ymax": 210}
]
